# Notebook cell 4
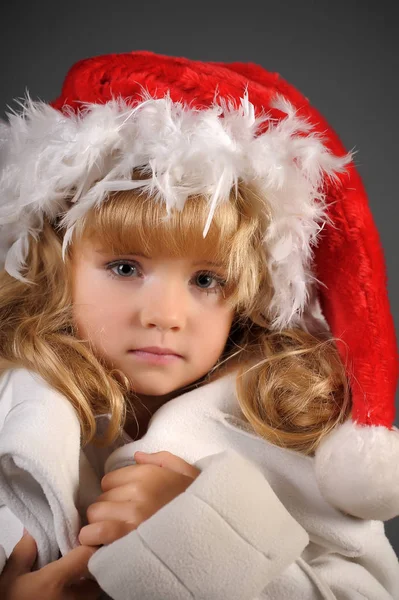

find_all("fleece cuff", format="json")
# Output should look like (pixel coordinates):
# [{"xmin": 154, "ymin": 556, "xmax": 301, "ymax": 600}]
[{"xmin": 89, "ymin": 449, "xmax": 309, "ymax": 600}]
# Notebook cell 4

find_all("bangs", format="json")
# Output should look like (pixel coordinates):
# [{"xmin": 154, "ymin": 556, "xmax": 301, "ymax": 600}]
[
  {"xmin": 72, "ymin": 184, "xmax": 271, "ymax": 317},
  {"xmin": 76, "ymin": 189, "xmax": 239, "ymax": 266}
]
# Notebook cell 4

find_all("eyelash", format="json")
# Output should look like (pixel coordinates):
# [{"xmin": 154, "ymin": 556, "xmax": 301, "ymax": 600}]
[{"xmin": 105, "ymin": 260, "xmax": 227, "ymax": 295}]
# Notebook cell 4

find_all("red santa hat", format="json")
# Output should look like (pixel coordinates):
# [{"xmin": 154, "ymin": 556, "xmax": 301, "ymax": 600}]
[{"xmin": 0, "ymin": 51, "xmax": 397, "ymax": 520}]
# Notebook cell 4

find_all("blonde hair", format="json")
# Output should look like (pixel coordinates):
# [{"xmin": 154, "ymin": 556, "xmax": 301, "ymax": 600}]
[{"xmin": 0, "ymin": 181, "xmax": 351, "ymax": 454}]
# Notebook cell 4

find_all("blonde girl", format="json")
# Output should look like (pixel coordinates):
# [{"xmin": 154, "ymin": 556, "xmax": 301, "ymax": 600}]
[{"xmin": 0, "ymin": 51, "xmax": 398, "ymax": 599}]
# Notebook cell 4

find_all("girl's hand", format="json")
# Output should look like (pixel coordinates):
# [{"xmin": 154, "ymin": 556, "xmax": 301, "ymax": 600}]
[
  {"xmin": 0, "ymin": 532, "xmax": 101, "ymax": 600},
  {"xmin": 79, "ymin": 451, "xmax": 200, "ymax": 546}
]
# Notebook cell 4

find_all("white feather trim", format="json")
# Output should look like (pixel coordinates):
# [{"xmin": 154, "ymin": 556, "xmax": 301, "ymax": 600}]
[
  {"xmin": 315, "ymin": 420, "xmax": 399, "ymax": 520},
  {"xmin": 0, "ymin": 92, "xmax": 350, "ymax": 328}
]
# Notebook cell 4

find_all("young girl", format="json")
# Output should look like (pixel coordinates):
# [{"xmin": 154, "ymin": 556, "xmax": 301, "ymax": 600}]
[{"xmin": 0, "ymin": 50, "xmax": 398, "ymax": 599}]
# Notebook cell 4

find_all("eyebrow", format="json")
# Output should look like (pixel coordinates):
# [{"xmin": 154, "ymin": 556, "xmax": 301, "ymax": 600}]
[{"xmin": 95, "ymin": 249, "xmax": 224, "ymax": 269}]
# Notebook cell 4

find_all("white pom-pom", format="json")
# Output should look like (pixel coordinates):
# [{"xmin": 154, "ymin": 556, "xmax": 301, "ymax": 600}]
[{"xmin": 315, "ymin": 420, "xmax": 399, "ymax": 521}]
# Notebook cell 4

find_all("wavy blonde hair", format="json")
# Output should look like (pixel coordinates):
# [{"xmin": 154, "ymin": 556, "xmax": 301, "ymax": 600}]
[{"xmin": 0, "ymin": 180, "xmax": 351, "ymax": 454}]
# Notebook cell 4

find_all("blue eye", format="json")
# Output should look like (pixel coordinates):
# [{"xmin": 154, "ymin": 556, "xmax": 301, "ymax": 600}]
[
  {"xmin": 196, "ymin": 273, "xmax": 215, "ymax": 288},
  {"xmin": 194, "ymin": 271, "xmax": 226, "ymax": 294},
  {"xmin": 107, "ymin": 261, "xmax": 140, "ymax": 278},
  {"xmin": 105, "ymin": 261, "xmax": 227, "ymax": 294}
]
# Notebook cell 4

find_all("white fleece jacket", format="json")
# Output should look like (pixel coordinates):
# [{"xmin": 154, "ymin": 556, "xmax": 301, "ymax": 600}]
[{"xmin": 0, "ymin": 368, "xmax": 398, "ymax": 599}]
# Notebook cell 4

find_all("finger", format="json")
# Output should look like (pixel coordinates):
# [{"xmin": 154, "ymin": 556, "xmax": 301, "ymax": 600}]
[
  {"xmin": 43, "ymin": 544, "xmax": 99, "ymax": 585},
  {"xmin": 134, "ymin": 451, "xmax": 200, "ymax": 479},
  {"xmin": 86, "ymin": 501, "xmax": 139, "ymax": 525},
  {"xmin": 79, "ymin": 520, "xmax": 134, "ymax": 546},
  {"xmin": 101, "ymin": 465, "xmax": 139, "ymax": 492},
  {"xmin": 96, "ymin": 482, "xmax": 141, "ymax": 503},
  {"xmin": 1, "ymin": 532, "xmax": 37, "ymax": 580}
]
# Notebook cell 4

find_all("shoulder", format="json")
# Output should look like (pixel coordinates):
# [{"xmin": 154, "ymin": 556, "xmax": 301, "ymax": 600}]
[
  {"xmin": 0, "ymin": 368, "xmax": 40, "ymax": 427},
  {"xmin": 0, "ymin": 368, "xmax": 56, "ymax": 408},
  {"xmin": 198, "ymin": 378, "xmax": 381, "ymax": 557},
  {"xmin": 0, "ymin": 367, "xmax": 49, "ymax": 390},
  {"xmin": 0, "ymin": 367, "xmax": 75, "ymax": 428}
]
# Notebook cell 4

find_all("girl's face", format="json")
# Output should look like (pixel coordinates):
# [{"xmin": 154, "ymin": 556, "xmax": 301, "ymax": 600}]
[{"xmin": 71, "ymin": 238, "xmax": 235, "ymax": 401}]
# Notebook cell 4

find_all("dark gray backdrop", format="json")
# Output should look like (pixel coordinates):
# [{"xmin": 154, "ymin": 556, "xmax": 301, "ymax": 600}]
[{"xmin": 1, "ymin": 0, "xmax": 398, "ymax": 556}]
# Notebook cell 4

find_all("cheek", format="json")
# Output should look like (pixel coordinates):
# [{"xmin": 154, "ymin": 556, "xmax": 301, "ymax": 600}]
[
  {"xmin": 195, "ymin": 306, "xmax": 234, "ymax": 355},
  {"xmin": 72, "ymin": 274, "xmax": 123, "ymax": 338}
]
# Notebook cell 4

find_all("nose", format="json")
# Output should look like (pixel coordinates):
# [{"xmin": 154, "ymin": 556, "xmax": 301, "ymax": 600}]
[{"xmin": 139, "ymin": 281, "xmax": 187, "ymax": 332}]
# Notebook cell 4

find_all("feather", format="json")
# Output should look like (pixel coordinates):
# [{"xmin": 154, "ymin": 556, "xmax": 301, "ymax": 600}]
[{"xmin": 0, "ymin": 91, "xmax": 351, "ymax": 328}]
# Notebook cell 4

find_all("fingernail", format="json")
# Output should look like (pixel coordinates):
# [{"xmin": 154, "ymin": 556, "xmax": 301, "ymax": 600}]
[{"xmin": 23, "ymin": 527, "xmax": 29, "ymax": 536}]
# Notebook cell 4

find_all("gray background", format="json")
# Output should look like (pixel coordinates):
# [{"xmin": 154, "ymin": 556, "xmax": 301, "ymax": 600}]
[{"xmin": 1, "ymin": 0, "xmax": 398, "ymax": 555}]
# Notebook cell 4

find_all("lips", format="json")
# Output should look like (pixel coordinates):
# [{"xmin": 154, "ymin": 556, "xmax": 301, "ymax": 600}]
[{"xmin": 131, "ymin": 346, "xmax": 182, "ymax": 357}]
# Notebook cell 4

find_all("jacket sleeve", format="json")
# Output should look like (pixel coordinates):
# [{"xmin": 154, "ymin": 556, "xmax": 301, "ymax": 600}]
[
  {"xmin": 276, "ymin": 521, "xmax": 399, "ymax": 600},
  {"xmin": 88, "ymin": 449, "xmax": 399, "ymax": 600},
  {"xmin": 88, "ymin": 449, "xmax": 310, "ymax": 600},
  {"xmin": 261, "ymin": 530, "xmax": 399, "ymax": 599}
]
